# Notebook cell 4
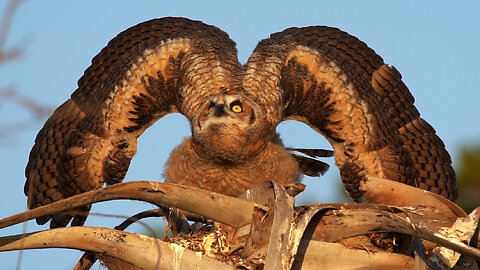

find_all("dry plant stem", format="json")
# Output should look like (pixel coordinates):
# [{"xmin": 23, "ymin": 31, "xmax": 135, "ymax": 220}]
[
  {"xmin": 0, "ymin": 181, "xmax": 478, "ymax": 259},
  {"xmin": 293, "ymin": 204, "xmax": 480, "ymax": 267},
  {"xmin": 307, "ymin": 208, "xmax": 480, "ymax": 260},
  {"xmin": 0, "ymin": 181, "xmax": 266, "ymax": 229},
  {"xmin": 300, "ymin": 203, "xmax": 469, "ymax": 242},
  {"xmin": 362, "ymin": 176, "xmax": 480, "ymax": 249},
  {"xmin": 364, "ymin": 176, "xmax": 466, "ymax": 218},
  {"xmin": 291, "ymin": 241, "xmax": 415, "ymax": 270},
  {"xmin": 114, "ymin": 208, "xmax": 166, "ymax": 231},
  {"xmin": 238, "ymin": 180, "xmax": 315, "ymax": 269},
  {"xmin": 1, "ymin": 179, "xmax": 478, "ymax": 268},
  {"xmin": 0, "ymin": 226, "xmax": 234, "ymax": 270},
  {"xmin": 74, "ymin": 252, "xmax": 96, "ymax": 270}
]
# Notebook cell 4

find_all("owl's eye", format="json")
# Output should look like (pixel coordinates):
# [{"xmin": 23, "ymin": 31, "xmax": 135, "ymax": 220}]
[{"xmin": 230, "ymin": 103, "xmax": 243, "ymax": 113}]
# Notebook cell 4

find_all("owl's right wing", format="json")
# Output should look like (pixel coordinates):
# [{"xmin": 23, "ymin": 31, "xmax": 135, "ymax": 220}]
[{"xmin": 24, "ymin": 17, "xmax": 241, "ymax": 227}]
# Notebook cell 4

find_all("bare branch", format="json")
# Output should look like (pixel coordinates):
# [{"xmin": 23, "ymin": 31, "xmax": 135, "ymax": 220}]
[
  {"xmin": 0, "ymin": 0, "xmax": 23, "ymax": 64},
  {"xmin": 0, "ymin": 88, "xmax": 54, "ymax": 118},
  {"xmin": 0, "ymin": 88, "xmax": 55, "ymax": 140}
]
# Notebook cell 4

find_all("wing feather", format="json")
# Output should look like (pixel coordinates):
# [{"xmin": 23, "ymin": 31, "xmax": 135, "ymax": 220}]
[{"xmin": 371, "ymin": 65, "xmax": 457, "ymax": 200}]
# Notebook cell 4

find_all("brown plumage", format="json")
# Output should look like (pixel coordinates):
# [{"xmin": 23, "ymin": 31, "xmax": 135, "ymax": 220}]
[{"xmin": 25, "ymin": 17, "xmax": 457, "ymax": 228}]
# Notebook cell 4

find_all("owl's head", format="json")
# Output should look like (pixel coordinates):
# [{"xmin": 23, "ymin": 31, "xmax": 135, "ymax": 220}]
[{"xmin": 191, "ymin": 93, "xmax": 270, "ymax": 163}]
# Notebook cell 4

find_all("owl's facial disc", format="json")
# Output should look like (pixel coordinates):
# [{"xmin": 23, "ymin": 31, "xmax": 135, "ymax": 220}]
[
  {"xmin": 191, "ymin": 94, "xmax": 267, "ymax": 163},
  {"xmin": 196, "ymin": 95, "xmax": 256, "ymax": 131}
]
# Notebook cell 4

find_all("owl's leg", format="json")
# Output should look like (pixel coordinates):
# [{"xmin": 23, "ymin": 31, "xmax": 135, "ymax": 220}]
[
  {"xmin": 161, "ymin": 206, "xmax": 193, "ymax": 236},
  {"xmin": 161, "ymin": 206, "xmax": 214, "ymax": 237}
]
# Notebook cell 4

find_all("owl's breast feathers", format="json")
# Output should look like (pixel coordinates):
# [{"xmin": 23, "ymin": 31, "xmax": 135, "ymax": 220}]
[{"xmin": 164, "ymin": 137, "xmax": 300, "ymax": 197}]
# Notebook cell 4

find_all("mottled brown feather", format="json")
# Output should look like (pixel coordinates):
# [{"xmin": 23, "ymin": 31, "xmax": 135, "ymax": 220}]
[
  {"xmin": 371, "ymin": 65, "xmax": 457, "ymax": 200},
  {"xmin": 287, "ymin": 147, "xmax": 333, "ymax": 177},
  {"xmin": 291, "ymin": 154, "xmax": 330, "ymax": 177}
]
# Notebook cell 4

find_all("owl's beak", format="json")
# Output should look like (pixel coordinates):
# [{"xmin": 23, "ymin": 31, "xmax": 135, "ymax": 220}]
[{"xmin": 214, "ymin": 104, "xmax": 226, "ymax": 117}]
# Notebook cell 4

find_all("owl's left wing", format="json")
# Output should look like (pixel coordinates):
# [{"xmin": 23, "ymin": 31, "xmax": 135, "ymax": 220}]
[{"xmin": 244, "ymin": 26, "xmax": 456, "ymax": 201}]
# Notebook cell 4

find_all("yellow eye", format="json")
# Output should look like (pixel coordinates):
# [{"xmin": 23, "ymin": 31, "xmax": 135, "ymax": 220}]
[{"xmin": 231, "ymin": 104, "xmax": 243, "ymax": 113}]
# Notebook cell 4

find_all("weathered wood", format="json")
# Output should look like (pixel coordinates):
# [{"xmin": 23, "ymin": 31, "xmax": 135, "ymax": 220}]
[
  {"xmin": 241, "ymin": 206, "xmax": 273, "ymax": 258},
  {"xmin": 414, "ymin": 238, "xmax": 428, "ymax": 270},
  {"xmin": 428, "ymin": 207, "xmax": 480, "ymax": 269},
  {"xmin": 0, "ymin": 181, "xmax": 266, "ymax": 229},
  {"xmin": 292, "ymin": 241, "xmax": 415, "ymax": 269},
  {"xmin": 303, "ymin": 207, "xmax": 480, "ymax": 260},
  {"xmin": 0, "ymin": 226, "xmax": 234, "ymax": 270},
  {"xmin": 263, "ymin": 181, "xmax": 295, "ymax": 270},
  {"xmin": 364, "ymin": 176, "xmax": 466, "ymax": 219},
  {"xmin": 74, "ymin": 209, "xmax": 167, "ymax": 270}
]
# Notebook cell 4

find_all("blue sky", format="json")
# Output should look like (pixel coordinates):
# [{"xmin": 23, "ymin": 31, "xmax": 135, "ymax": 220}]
[{"xmin": 0, "ymin": 1, "xmax": 479, "ymax": 269}]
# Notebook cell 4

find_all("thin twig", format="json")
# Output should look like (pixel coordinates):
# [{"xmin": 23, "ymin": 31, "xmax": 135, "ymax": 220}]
[
  {"xmin": 0, "ymin": 88, "xmax": 54, "ymax": 118},
  {"xmin": 15, "ymin": 220, "xmax": 27, "ymax": 270},
  {"xmin": 0, "ymin": 0, "xmax": 23, "ymax": 63}
]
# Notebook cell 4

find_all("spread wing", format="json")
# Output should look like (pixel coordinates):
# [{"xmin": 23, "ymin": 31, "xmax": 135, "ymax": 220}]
[
  {"xmin": 244, "ymin": 26, "xmax": 457, "ymax": 201},
  {"xmin": 24, "ymin": 17, "xmax": 241, "ymax": 227}
]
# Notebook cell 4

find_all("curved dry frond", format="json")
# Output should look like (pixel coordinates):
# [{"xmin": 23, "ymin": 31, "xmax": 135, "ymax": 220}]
[
  {"xmin": 0, "ymin": 181, "xmax": 265, "ymax": 229},
  {"xmin": 0, "ymin": 226, "xmax": 234, "ymax": 270}
]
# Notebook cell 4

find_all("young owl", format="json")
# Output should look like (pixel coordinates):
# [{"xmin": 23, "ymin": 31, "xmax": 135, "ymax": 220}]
[{"xmin": 24, "ymin": 17, "xmax": 456, "ymax": 228}]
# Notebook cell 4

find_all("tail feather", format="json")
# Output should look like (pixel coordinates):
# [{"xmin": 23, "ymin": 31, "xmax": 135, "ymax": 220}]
[
  {"xmin": 286, "ymin": 147, "xmax": 334, "ymax": 158},
  {"xmin": 289, "ymin": 150, "xmax": 331, "ymax": 177}
]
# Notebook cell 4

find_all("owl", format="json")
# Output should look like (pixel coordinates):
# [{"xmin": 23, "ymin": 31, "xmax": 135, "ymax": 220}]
[{"xmin": 24, "ymin": 17, "xmax": 457, "ymax": 228}]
